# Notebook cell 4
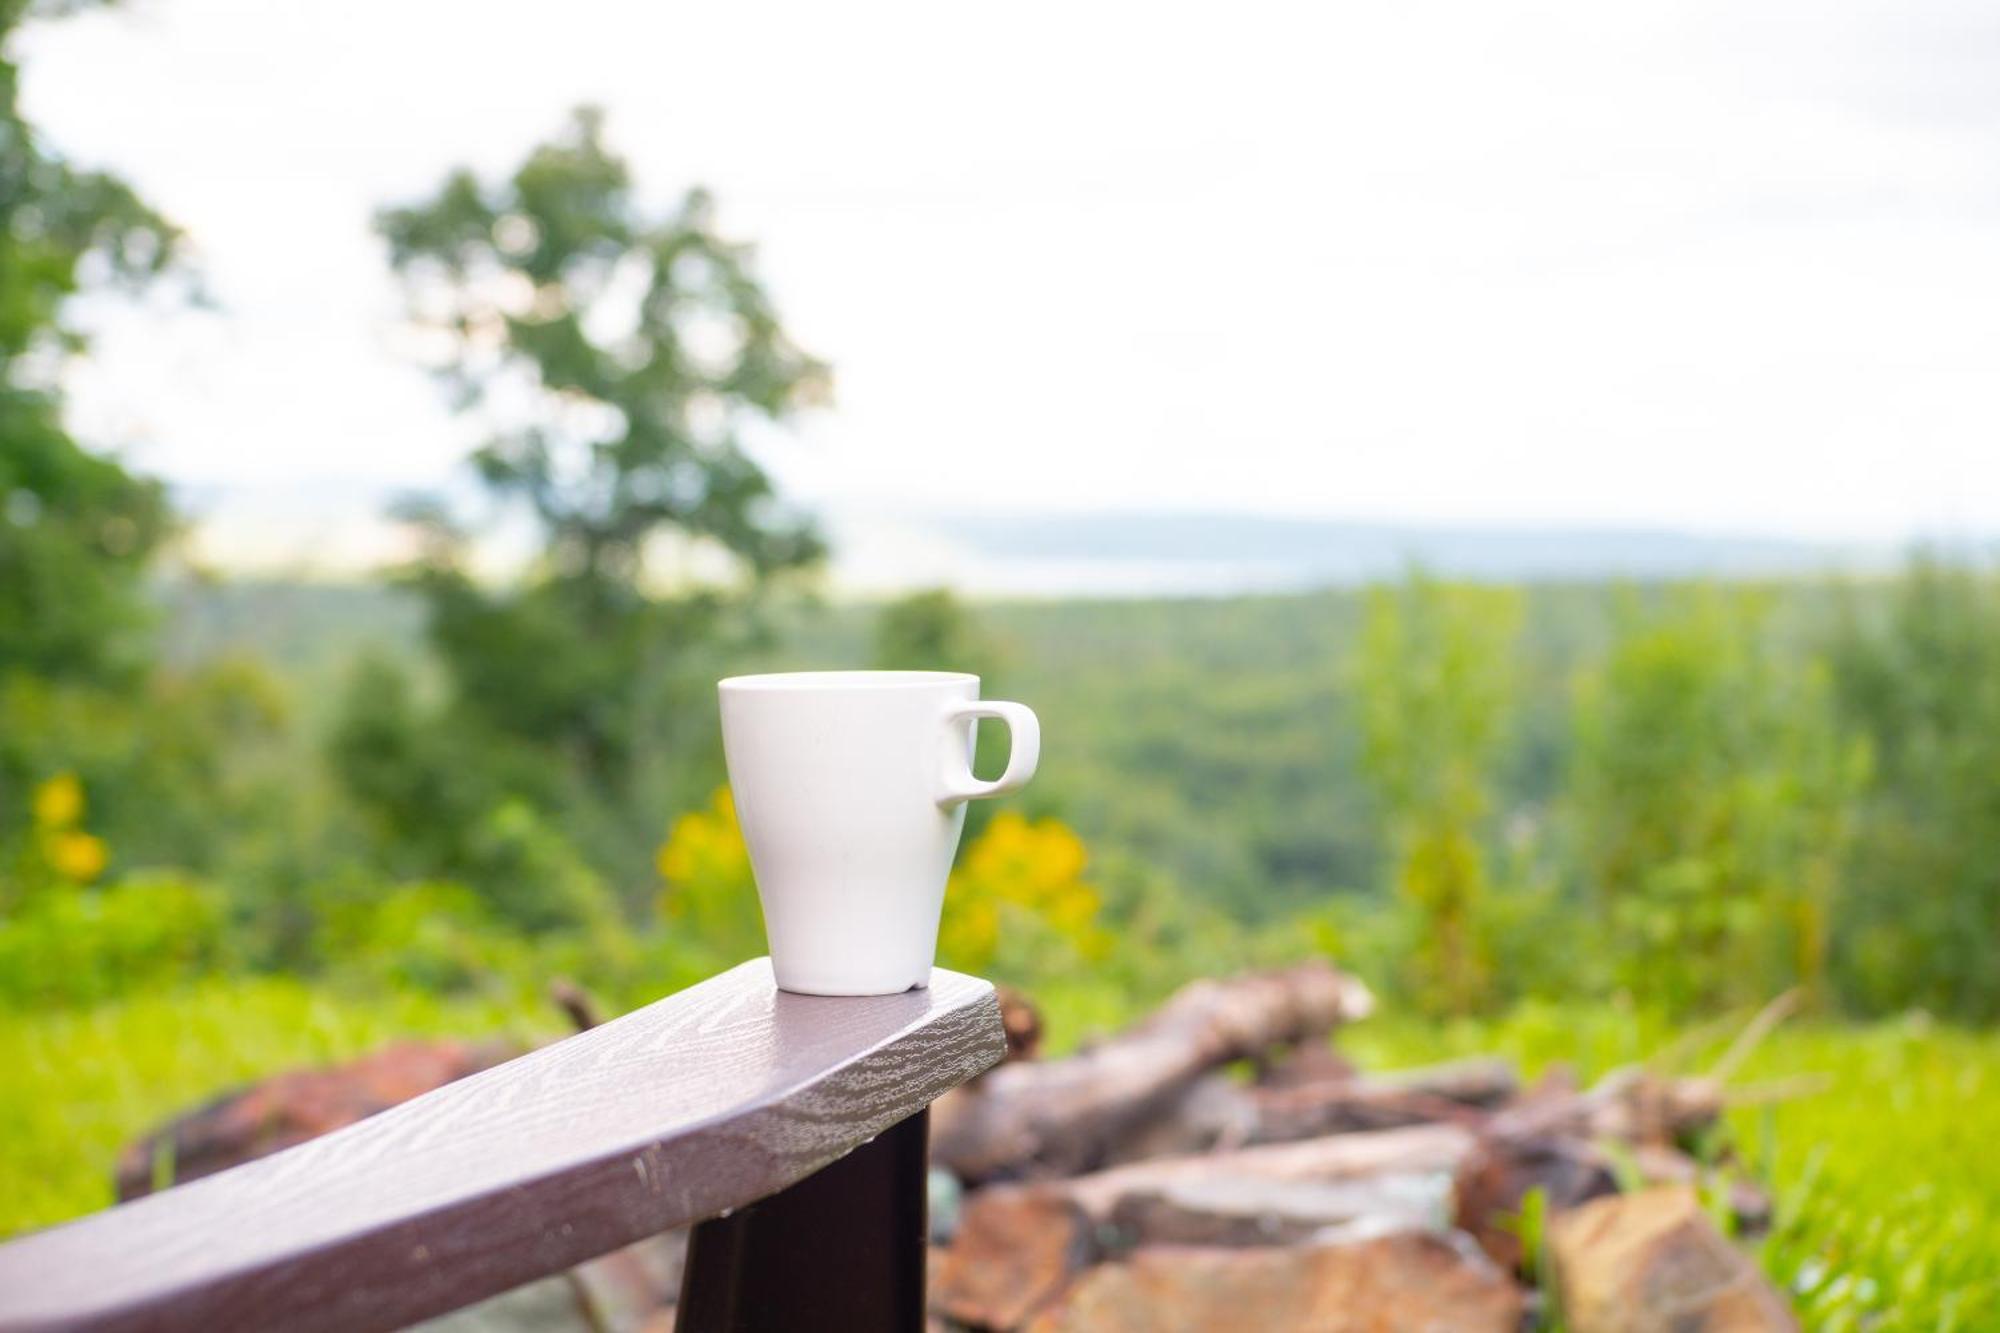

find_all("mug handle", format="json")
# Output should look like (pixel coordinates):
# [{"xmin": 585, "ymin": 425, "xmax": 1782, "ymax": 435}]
[{"xmin": 935, "ymin": 700, "xmax": 1041, "ymax": 807}]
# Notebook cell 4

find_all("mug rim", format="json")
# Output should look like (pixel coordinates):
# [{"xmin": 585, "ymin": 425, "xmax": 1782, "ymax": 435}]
[{"xmin": 719, "ymin": 669, "xmax": 979, "ymax": 692}]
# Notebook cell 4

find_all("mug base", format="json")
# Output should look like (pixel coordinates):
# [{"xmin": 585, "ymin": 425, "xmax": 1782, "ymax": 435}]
[{"xmin": 773, "ymin": 971, "xmax": 933, "ymax": 997}]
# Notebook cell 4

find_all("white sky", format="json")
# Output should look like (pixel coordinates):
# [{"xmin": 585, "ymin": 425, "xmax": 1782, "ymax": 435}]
[{"xmin": 19, "ymin": 0, "xmax": 2000, "ymax": 575}]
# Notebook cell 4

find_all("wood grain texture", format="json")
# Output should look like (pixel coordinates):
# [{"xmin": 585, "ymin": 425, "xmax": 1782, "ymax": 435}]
[{"xmin": 0, "ymin": 960, "xmax": 1004, "ymax": 1333}]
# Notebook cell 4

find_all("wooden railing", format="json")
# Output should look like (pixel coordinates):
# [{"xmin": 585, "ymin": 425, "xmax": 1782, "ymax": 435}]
[{"xmin": 0, "ymin": 959, "xmax": 1006, "ymax": 1332}]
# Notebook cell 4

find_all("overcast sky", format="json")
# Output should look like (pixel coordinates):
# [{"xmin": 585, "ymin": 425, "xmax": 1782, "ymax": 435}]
[{"xmin": 20, "ymin": 0, "xmax": 2000, "ymax": 576}]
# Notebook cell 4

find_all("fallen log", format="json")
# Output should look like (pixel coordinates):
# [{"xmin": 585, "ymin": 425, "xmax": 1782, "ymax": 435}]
[
  {"xmin": 1060, "ymin": 1123, "xmax": 1475, "ymax": 1222},
  {"xmin": 1360, "ymin": 1055, "xmax": 1520, "ymax": 1107},
  {"xmin": 1103, "ymin": 1071, "xmax": 1490, "ymax": 1165},
  {"xmin": 1486, "ymin": 1065, "xmax": 1725, "ymax": 1149},
  {"xmin": 1253, "ymin": 1039, "xmax": 1356, "ymax": 1089},
  {"xmin": 1106, "ymin": 1173, "xmax": 1451, "ymax": 1248},
  {"xmin": 932, "ymin": 961, "xmax": 1375, "ymax": 1181}
]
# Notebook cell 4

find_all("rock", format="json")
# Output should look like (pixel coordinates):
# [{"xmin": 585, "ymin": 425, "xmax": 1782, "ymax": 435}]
[
  {"xmin": 932, "ymin": 1186, "xmax": 1100, "ymax": 1330},
  {"xmin": 1026, "ymin": 1232, "xmax": 1525, "ymax": 1332},
  {"xmin": 115, "ymin": 1038, "xmax": 521, "ymax": 1199},
  {"xmin": 1552, "ymin": 1187, "xmax": 1797, "ymax": 1332},
  {"xmin": 1453, "ymin": 1133, "xmax": 1619, "ymax": 1271}
]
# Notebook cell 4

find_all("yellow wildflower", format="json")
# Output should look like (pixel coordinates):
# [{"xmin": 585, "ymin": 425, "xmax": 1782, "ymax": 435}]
[
  {"xmin": 942, "ymin": 813, "xmax": 1106, "ymax": 973},
  {"xmin": 49, "ymin": 831, "xmax": 109, "ymax": 883},
  {"xmin": 33, "ymin": 773, "xmax": 84, "ymax": 830},
  {"xmin": 656, "ymin": 787, "xmax": 764, "ymax": 960}
]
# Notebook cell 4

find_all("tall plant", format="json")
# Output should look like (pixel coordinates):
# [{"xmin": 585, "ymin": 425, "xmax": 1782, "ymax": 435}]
[
  {"xmin": 1826, "ymin": 556, "xmax": 2000, "ymax": 1018},
  {"xmin": 1569, "ymin": 587, "xmax": 1865, "ymax": 1013},
  {"xmin": 1352, "ymin": 571, "xmax": 1521, "ymax": 1014}
]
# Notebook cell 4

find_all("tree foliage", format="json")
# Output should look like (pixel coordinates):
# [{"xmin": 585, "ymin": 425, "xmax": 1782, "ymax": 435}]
[
  {"xmin": 1828, "ymin": 557, "xmax": 2000, "ymax": 1017},
  {"xmin": 0, "ymin": 2, "xmax": 296, "ymax": 902},
  {"xmin": 339, "ymin": 108, "xmax": 832, "ymax": 912},
  {"xmin": 0, "ymin": 0, "xmax": 179, "ymax": 684},
  {"xmin": 1568, "ymin": 588, "xmax": 1867, "ymax": 1012},
  {"xmin": 1352, "ymin": 572, "xmax": 1522, "ymax": 1014},
  {"xmin": 376, "ymin": 105, "xmax": 827, "ymax": 592}
]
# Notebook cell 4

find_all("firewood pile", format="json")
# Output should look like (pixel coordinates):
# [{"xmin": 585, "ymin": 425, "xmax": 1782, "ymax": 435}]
[{"xmin": 927, "ymin": 963, "xmax": 1802, "ymax": 1332}]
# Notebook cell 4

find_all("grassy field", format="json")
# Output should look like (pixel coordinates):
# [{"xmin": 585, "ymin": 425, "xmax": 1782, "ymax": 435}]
[
  {"xmin": 4, "ymin": 981, "xmax": 1994, "ymax": 1329},
  {"xmin": 0, "ymin": 979, "xmax": 555, "ymax": 1238}
]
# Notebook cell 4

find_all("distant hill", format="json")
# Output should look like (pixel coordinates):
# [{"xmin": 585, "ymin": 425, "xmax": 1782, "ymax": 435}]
[{"xmin": 930, "ymin": 513, "xmax": 1885, "ymax": 587}]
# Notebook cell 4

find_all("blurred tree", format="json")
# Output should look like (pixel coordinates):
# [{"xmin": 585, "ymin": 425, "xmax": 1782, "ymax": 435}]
[
  {"xmin": 872, "ymin": 587, "xmax": 1016, "ymax": 835},
  {"xmin": 1827, "ymin": 556, "xmax": 2000, "ymax": 1018},
  {"xmin": 873, "ymin": 588, "xmax": 998, "ymax": 674},
  {"xmin": 938, "ymin": 810, "xmax": 1108, "ymax": 980},
  {"xmin": 0, "ymin": 1, "xmax": 297, "ymax": 900},
  {"xmin": 1352, "ymin": 571, "xmax": 1521, "ymax": 1015},
  {"xmin": 1569, "ymin": 587, "xmax": 1866, "ymax": 1014},
  {"xmin": 0, "ymin": 0, "xmax": 179, "ymax": 685},
  {"xmin": 350, "ymin": 107, "xmax": 829, "ymax": 909}
]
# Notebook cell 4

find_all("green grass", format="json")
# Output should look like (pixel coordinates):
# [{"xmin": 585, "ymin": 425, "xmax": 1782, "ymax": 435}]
[
  {"xmin": 0, "ymin": 978, "xmax": 548, "ymax": 1237},
  {"xmin": 1345, "ymin": 1001, "xmax": 2000, "ymax": 1332},
  {"xmin": 3, "ymin": 985, "xmax": 1995, "ymax": 1330}
]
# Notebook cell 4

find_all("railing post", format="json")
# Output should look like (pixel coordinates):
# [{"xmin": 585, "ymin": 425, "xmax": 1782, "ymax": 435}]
[{"xmin": 676, "ymin": 1108, "xmax": 930, "ymax": 1332}]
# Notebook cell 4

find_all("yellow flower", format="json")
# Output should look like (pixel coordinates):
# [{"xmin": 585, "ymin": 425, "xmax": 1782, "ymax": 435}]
[
  {"xmin": 33, "ymin": 773, "xmax": 85, "ymax": 831},
  {"xmin": 941, "ymin": 813, "xmax": 1104, "ymax": 973},
  {"xmin": 48, "ymin": 831, "xmax": 109, "ymax": 883},
  {"xmin": 657, "ymin": 788, "xmax": 750, "ymax": 892},
  {"xmin": 655, "ymin": 787, "xmax": 764, "ymax": 959}
]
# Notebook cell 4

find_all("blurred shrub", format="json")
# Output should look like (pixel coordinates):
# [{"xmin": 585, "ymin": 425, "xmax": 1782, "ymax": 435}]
[
  {"xmin": 0, "ymin": 873, "xmax": 228, "ymax": 1008},
  {"xmin": 1351, "ymin": 571, "xmax": 1522, "ymax": 1015},
  {"xmin": 326, "ymin": 653, "xmax": 503, "ymax": 876},
  {"xmin": 655, "ymin": 787, "xmax": 1110, "ymax": 987},
  {"xmin": 1569, "ymin": 587, "xmax": 1867, "ymax": 1014},
  {"xmin": 0, "ymin": 660, "xmax": 292, "ymax": 885},
  {"xmin": 939, "ymin": 811, "xmax": 1110, "ymax": 980},
  {"xmin": 1826, "ymin": 557, "xmax": 2000, "ymax": 1018},
  {"xmin": 462, "ymin": 799, "xmax": 624, "ymax": 937},
  {"xmin": 313, "ymin": 879, "xmax": 535, "ymax": 994},
  {"xmin": 656, "ymin": 787, "xmax": 765, "ymax": 966}
]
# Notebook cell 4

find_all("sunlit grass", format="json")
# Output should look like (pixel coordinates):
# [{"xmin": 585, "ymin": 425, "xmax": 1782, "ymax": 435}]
[{"xmin": 0, "ymin": 978, "xmax": 547, "ymax": 1238}]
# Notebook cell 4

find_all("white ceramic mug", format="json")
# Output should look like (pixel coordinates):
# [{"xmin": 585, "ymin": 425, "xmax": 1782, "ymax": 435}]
[{"xmin": 717, "ymin": 671, "xmax": 1040, "ymax": 995}]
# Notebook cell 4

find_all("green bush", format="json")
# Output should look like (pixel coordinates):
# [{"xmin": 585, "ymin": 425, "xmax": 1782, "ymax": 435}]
[
  {"xmin": 0, "ymin": 874, "xmax": 230, "ymax": 1008},
  {"xmin": 312, "ymin": 879, "xmax": 535, "ymax": 994}
]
